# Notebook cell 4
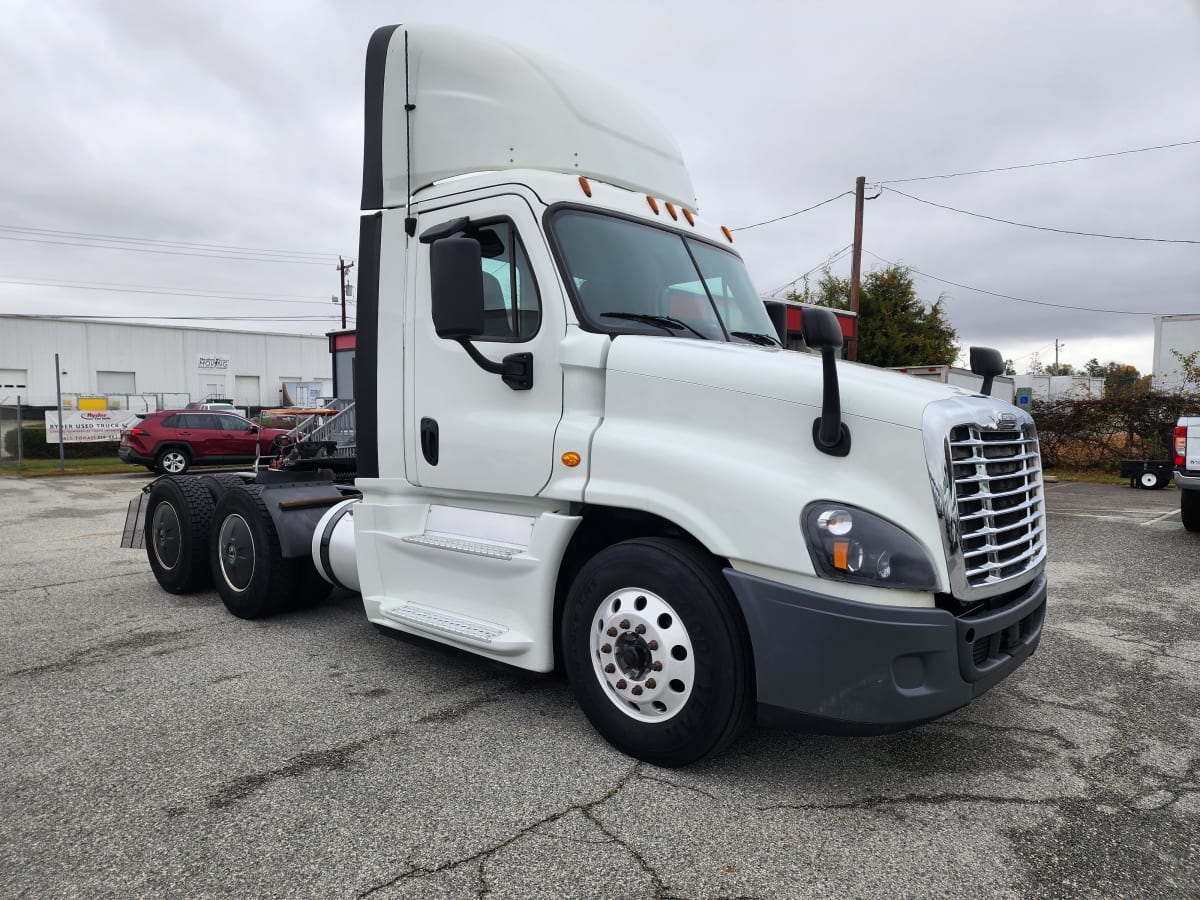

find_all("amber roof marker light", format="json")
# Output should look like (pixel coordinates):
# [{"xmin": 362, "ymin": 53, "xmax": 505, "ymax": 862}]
[
  {"xmin": 721, "ymin": 226, "xmax": 734, "ymax": 243},
  {"xmin": 646, "ymin": 195, "xmax": 660, "ymax": 214},
  {"xmin": 682, "ymin": 208, "xmax": 695, "ymax": 226},
  {"xmin": 664, "ymin": 201, "xmax": 678, "ymax": 220},
  {"xmin": 578, "ymin": 176, "xmax": 592, "ymax": 197}
]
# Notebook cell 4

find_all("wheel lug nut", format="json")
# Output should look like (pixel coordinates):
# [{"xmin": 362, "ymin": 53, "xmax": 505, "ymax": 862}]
[
  {"xmin": 601, "ymin": 643, "xmax": 612, "ymax": 653},
  {"xmin": 606, "ymin": 627, "xmax": 617, "ymax": 637},
  {"xmin": 647, "ymin": 640, "xmax": 658, "ymax": 650},
  {"xmin": 651, "ymin": 661, "xmax": 663, "ymax": 671},
  {"xmin": 645, "ymin": 678, "xmax": 656, "ymax": 689},
  {"xmin": 604, "ymin": 663, "xmax": 616, "ymax": 674},
  {"xmin": 631, "ymin": 685, "xmax": 643, "ymax": 696},
  {"xmin": 634, "ymin": 624, "xmax": 646, "ymax": 635},
  {"xmin": 616, "ymin": 679, "xmax": 627, "ymax": 690},
  {"xmin": 619, "ymin": 619, "xmax": 630, "ymax": 630}
]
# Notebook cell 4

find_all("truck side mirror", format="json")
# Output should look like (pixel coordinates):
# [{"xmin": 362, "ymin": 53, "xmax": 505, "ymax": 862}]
[
  {"xmin": 802, "ymin": 307, "xmax": 850, "ymax": 457},
  {"xmin": 969, "ymin": 346, "xmax": 1004, "ymax": 397},
  {"xmin": 762, "ymin": 300, "xmax": 789, "ymax": 346},
  {"xmin": 431, "ymin": 237, "xmax": 485, "ymax": 338}
]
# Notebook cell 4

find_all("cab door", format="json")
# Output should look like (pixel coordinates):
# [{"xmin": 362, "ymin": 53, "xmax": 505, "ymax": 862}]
[{"xmin": 410, "ymin": 195, "xmax": 564, "ymax": 497}]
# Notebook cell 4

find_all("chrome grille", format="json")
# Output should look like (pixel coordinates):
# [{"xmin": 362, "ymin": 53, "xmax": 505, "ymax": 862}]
[{"xmin": 948, "ymin": 423, "xmax": 1046, "ymax": 589}]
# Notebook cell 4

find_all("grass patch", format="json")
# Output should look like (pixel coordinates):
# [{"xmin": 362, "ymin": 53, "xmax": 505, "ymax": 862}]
[{"xmin": 0, "ymin": 456, "xmax": 138, "ymax": 477}]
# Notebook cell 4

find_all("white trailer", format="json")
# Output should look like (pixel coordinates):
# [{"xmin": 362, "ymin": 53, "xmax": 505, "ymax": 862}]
[
  {"xmin": 122, "ymin": 26, "xmax": 1048, "ymax": 766},
  {"xmin": 892, "ymin": 364, "xmax": 1016, "ymax": 404}
]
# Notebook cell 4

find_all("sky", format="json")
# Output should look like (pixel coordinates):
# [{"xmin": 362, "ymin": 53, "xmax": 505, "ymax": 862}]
[{"xmin": 1, "ymin": 0, "xmax": 1197, "ymax": 375}]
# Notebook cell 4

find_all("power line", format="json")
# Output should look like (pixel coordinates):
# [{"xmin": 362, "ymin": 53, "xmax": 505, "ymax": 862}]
[
  {"xmin": 1, "ymin": 313, "xmax": 354, "ymax": 323},
  {"xmin": 731, "ymin": 191, "xmax": 851, "ymax": 232},
  {"xmin": 884, "ymin": 186, "xmax": 1199, "ymax": 244},
  {"xmin": 0, "ymin": 223, "xmax": 341, "ymax": 259},
  {"xmin": 0, "ymin": 234, "xmax": 345, "ymax": 265},
  {"xmin": 0, "ymin": 276, "xmax": 337, "ymax": 305},
  {"xmin": 861, "ymin": 249, "xmax": 1181, "ymax": 316},
  {"xmin": 764, "ymin": 244, "xmax": 853, "ymax": 297},
  {"xmin": 877, "ymin": 139, "xmax": 1200, "ymax": 184}
]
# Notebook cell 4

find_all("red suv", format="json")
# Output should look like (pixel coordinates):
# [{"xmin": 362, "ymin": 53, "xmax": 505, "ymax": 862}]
[{"xmin": 119, "ymin": 410, "xmax": 291, "ymax": 475}]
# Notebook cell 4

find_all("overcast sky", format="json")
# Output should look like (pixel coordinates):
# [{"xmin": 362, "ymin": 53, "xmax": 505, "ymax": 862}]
[{"xmin": 2, "ymin": 0, "xmax": 1197, "ymax": 374}]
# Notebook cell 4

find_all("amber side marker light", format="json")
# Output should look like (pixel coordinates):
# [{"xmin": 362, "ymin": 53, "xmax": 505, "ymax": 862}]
[
  {"xmin": 721, "ymin": 225, "xmax": 734, "ymax": 243},
  {"xmin": 561, "ymin": 451, "xmax": 582, "ymax": 468},
  {"xmin": 646, "ymin": 195, "xmax": 660, "ymax": 214},
  {"xmin": 578, "ymin": 176, "xmax": 592, "ymax": 197},
  {"xmin": 682, "ymin": 208, "xmax": 695, "ymax": 226},
  {"xmin": 664, "ymin": 201, "xmax": 678, "ymax": 220}
]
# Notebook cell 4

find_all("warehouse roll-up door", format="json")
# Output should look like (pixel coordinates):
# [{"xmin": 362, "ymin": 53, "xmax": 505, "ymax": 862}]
[
  {"xmin": 0, "ymin": 369, "xmax": 27, "ymax": 390},
  {"xmin": 235, "ymin": 375, "xmax": 260, "ymax": 408},
  {"xmin": 97, "ymin": 371, "xmax": 136, "ymax": 393}
]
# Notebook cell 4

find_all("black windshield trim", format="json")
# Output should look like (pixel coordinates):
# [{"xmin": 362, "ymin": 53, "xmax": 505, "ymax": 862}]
[{"xmin": 543, "ymin": 202, "xmax": 748, "ymax": 339}]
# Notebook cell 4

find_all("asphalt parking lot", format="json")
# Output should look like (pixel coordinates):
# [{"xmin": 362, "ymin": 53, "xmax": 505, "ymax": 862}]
[{"xmin": 1, "ymin": 473, "xmax": 1197, "ymax": 899}]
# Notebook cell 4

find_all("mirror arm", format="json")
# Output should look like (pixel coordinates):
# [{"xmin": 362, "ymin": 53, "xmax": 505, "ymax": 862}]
[
  {"xmin": 455, "ymin": 338, "xmax": 534, "ymax": 391},
  {"xmin": 812, "ymin": 345, "xmax": 851, "ymax": 457}
]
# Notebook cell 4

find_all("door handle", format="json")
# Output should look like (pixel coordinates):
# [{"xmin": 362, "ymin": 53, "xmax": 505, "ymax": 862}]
[{"xmin": 420, "ymin": 417, "xmax": 439, "ymax": 466}]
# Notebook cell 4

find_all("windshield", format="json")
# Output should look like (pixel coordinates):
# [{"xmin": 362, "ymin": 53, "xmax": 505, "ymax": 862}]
[{"xmin": 549, "ymin": 209, "xmax": 777, "ymax": 343}]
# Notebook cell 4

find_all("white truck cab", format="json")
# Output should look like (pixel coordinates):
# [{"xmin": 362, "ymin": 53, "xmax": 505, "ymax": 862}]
[{"xmin": 128, "ymin": 25, "xmax": 1048, "ymax": 766}]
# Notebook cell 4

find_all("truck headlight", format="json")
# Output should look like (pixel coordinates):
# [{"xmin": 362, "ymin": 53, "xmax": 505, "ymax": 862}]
[{"xmin": 802, "ymin": 502, "xmax": 937, "ymax": 591}]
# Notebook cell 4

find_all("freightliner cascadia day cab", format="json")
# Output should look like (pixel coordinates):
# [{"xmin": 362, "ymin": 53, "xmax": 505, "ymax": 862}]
[{"xmin": 126, "ymin": 26, "xmax": 1049, "ymax": 766}]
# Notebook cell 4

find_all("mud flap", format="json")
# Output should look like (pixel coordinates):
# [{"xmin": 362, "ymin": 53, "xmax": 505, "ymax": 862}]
[{"xmin": 120, "ymin": 492, "xmax": 149, "ymax": 549}]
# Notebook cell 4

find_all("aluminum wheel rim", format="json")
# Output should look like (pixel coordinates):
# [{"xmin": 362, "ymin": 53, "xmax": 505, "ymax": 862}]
[
  {"xmin": 217, "ymin": 513, "xmax": 255, "ymax": 593},
  {"xmin": 590, "ymin": 588, "xmax": 695, "ymax": 723},
  {"xmin": 150, "ymin": 501, "xmax": 180, "ymax": 571},
  {"xmin": 161, "ymin": 451, "xmax": 187, "ymax": 474}
]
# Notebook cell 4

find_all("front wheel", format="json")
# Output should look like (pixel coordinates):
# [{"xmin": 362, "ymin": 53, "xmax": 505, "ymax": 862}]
[
  {"xmin": 1182, "ymin": 489, "xmax": 1200, "ymax": 533},
  {"xmin": 561, "ymin": 537, "xmax": 754, "ymax": 767}
]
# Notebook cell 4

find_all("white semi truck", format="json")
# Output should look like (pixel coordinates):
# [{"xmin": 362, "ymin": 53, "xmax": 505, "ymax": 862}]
[{"xmin": 123, "ymin": 25, "xmax": 1048, "ymax": 766}]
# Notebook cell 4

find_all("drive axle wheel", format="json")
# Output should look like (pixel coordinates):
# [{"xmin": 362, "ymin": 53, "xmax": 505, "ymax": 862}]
[
  {"xmin": 210, "ymin": 485, "xmax": 300, "ymax": 619},
  {"xmin": 562, "ymin": 537, "xmax": 754, "ymax": 767},
  {"xmin": 144, "ymin": 476, "xmax": 214, "ymax": 593}
]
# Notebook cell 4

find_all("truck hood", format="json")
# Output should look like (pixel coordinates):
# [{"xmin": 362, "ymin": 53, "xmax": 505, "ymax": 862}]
[{"xmin": 605, "ymin": 335, "xmax": 974, "ymax": 429}]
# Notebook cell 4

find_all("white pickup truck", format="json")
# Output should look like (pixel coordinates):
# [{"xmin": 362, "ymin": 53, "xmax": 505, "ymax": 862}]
[
  {"xmin": 123, "ymin": 25, "xmax": 1048, "ymax": 766},
  {"xmin": 1175, "ymin": 415, "xmax": 1200, "ymax": 531}
]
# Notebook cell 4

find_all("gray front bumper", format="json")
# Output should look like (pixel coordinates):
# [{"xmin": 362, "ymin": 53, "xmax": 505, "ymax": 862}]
[{"xmin": 725, "ymin": 570, "xmax": 1046, "ymax": 733}]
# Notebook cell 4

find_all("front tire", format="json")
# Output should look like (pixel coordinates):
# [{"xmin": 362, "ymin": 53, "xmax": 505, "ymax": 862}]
[
  {"xmin": 1182, "ymin": 489, "xmax": 1200, "ymax": 533},
  {"xmin": 561, "ymin": 537, "xmax": 754, "ymax": 767},
  {"xmin": 155, "ymin": 447, "xmax": 190, "ymax": 476},
  {"xmin": 209, "ymin": 485, "xmax": 301, "ymax": 619},
  {"xmin": 144, "ymin": 476, "xmax": 214, "ymax": 593}
]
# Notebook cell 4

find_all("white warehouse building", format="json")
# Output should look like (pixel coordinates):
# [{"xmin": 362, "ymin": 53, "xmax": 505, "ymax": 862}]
[{"xmin": 0, "ymin": 316, "xmax": 332, "ymax": 409}]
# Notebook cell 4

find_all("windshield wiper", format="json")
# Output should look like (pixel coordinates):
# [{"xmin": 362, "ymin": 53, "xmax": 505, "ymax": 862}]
[
  {"xmin": 731, "ymin": 331, "xmax": 781, "ymax": 346},
  {"xmin": 600, "ymin": 312, "xmax": 709, "ymax": 340}
]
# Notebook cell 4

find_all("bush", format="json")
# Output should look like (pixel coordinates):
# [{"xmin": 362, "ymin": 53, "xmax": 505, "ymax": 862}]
[
  {"xmin": 1033, "ymin": 389, "xmax": 1200, "ymax": 470},
  {"xmin": 3, "ymin": 425, "xmax": 120, "ymax": 460}
]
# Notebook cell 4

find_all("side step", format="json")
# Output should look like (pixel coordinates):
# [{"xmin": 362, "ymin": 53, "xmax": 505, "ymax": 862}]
[
  {"xmin": 399, "ymin": 505, "xmax": 534, "ymax": 561},
  {"xmin": 378, "ymin": 600, "xmax": 532, "ymax": 654}
]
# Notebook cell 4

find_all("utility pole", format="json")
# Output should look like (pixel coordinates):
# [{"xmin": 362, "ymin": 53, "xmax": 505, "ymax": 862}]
[
  {"xmin": 1055, "ymin": 339, "xmax": 1064, "ymax": 371},
  {"xmin": 54, "ymin": 353, "xmax": 64, "ymax": 472},
  {"xmin": 337, "ymin": 256, "xmax": 356, "ymax": 329},
  {"xmin": 847, "ymin": 176, "xmax": 866, "ymax": 362}
]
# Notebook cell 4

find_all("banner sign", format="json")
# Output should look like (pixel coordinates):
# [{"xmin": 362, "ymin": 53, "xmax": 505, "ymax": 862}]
[
  {"xmin": 197, "ymin": 354, "xmax": 230, "ymax": 371},
  {"xmin": 44, "ymin": 410, "xmax": 141, "ymax": 444}
]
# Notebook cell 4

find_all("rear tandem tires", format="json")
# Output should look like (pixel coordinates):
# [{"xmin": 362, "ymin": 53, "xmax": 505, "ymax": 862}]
[
  {"xmin": 144, "ymin": 476, "xmax": 215, "ymax": 593},
  {"xmin": 209, "ymin": 484, "xmax": 302, "ymax": 619},
  {"xmin": 561, "ymin": 537, "xmax": 754, "ymax": 768},
  {"xmin": 1182, "ymin": 489, "xmax": 1200, "ymax": 533}
]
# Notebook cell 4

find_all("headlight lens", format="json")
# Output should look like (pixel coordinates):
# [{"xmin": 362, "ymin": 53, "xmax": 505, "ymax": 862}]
[{"xmin": 802, "ymin": 502, "xmax": 937, "ymax": 590}]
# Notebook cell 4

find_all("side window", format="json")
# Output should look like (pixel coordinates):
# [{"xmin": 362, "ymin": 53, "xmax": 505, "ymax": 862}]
[
  {"xmin": 217, "ymin": 415, "xmax": 247, "ymax": 430},
  {"xmin": 161, "ymin": 415, "xmax": 180, "ymax": 428},
  {"xmin": 474, "ymin": 221, "xmax": 541, "ymax": 342},
  {"xmin": 184, "ymin": 414, "xmax": 218, "ymax": 430}
]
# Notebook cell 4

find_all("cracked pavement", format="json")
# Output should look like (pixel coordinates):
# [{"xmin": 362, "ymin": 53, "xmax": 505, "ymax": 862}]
[{"xmin": 0, "ymin": 474, "xmax": 1197, "ymax": 898}]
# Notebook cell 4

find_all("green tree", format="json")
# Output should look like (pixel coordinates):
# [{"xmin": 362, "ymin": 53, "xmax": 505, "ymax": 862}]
[
  {"xmin": 1044, "ymin": 362, "xmax": 1075, "ymax": 375},
  {"xmin": 788, "ymin": 264, "xmax": 958, "ymax": 367},
  {"xmin": 1170, "ymin": 349, "xmax": 1200, "ymax": 391}
]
